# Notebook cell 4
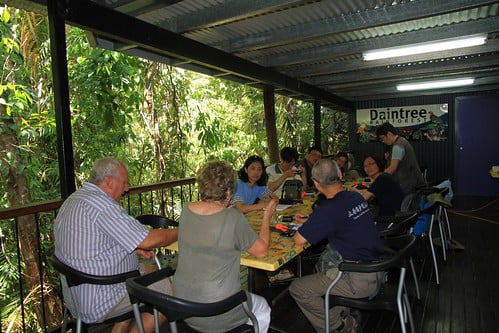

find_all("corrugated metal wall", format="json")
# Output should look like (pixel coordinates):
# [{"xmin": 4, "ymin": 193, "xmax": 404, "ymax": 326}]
[{"xmin": 348, "ymin": 90, "xmax": 499, "ymax": 184}]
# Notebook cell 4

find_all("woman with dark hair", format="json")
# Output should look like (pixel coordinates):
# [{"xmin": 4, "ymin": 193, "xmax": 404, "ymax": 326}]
[
  {"xmin": 173, "ymin": 160, "xmax": 276, "ymax": 333},
  {"xmin": 350, "ymin": 154, "xmax": 404, "ymax": 216},
  {"xmin": 334, "ymin": 151, "xmax": 349, "ymax": 174},
  {"xmin": 233, "ymin": 155, "xmax": 275, "ymax": 213}
]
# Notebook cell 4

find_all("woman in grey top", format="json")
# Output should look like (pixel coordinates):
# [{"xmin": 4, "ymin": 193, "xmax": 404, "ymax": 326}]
[{"xmin": 173, "ymin": 160, "xmax": 276, "ymax": 333}]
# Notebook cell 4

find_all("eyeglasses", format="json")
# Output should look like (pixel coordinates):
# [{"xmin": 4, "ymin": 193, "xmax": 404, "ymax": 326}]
[{"xmin": 378, "ymin": 135, "xmax": 387, "ymax": 142}]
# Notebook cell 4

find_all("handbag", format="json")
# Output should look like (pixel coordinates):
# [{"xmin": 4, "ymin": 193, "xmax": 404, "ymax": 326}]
[
  {"xmin": 281, "ymin": 179, "xmax": 303, "ymax": 200},
  {"xmin": 315, "ymin": 243, "xmax": 343, "ymax": 273}
]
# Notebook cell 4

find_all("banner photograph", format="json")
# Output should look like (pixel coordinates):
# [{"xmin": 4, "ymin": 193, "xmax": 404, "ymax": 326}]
[{"xmin": 356, "ymin": 103, "xmax": 448, "ymax": 142}]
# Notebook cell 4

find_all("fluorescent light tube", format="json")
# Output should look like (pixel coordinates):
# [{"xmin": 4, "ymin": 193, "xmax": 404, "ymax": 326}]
[
  {"xmin": 396, "ymin": 78, "xmax": 474, "ymax": 91},
  {"xmin": 363, "ymin": 34, "xmax": 487, "ymax": 61}
]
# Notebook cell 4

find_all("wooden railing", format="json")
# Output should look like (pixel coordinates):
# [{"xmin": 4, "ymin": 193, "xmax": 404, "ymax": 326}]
[{"xmin": 0, "ymin": 178, "xmax": 196, "ymax": 332}]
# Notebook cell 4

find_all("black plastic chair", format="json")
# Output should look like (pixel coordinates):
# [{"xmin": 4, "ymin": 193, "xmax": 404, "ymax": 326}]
[
  {"xmin": 376, "ymin": 213, "xmax": 421, "ymax": 300},
  {"xmin": 136, "ymin": 214, "xmax": 179, "ymax": 229},
  {"xmin": 324, "ymin": 234, "xmax": 418, "ymax": 333},
  {"xmin": 126, "ymin": 268, "xmax": 259, "ymax": 333},
  {"xmin": 136, "ymin": 214, "xmax": 179, "ymax": 268},
  {"xmin": 51, "ymin": 255, "xmax": 141, "ymax": 333}
]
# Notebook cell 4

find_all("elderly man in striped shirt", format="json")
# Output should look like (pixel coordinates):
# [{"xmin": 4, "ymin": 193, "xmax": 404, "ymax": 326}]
[{"xmin": 54, "ymin": 157, "xmax": 178, "ymax": 333}]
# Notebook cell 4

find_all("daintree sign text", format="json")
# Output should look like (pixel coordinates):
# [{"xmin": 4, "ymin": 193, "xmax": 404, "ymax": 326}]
[{"xmin": 356, "ymin": 104, "xmax": 448, "ymax": 142}]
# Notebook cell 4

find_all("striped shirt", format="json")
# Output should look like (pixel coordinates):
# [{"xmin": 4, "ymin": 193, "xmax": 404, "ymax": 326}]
[{"xmin": 54, "ymin": 182, "xmax": 149, "ymax": 323}]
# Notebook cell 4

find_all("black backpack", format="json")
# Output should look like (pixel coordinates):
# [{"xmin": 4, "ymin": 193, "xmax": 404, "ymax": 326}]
[{"xmin": 281, "ymin": 179, "xmax": 303, "ymax": 200}]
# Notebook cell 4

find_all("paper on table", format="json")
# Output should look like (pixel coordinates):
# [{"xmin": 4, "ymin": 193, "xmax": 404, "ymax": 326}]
[{"xmin": 276, "ymin": 204, "xmax": 292, "ymax": 211}]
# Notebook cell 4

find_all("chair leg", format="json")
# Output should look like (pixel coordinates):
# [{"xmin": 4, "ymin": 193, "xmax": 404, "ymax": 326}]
[
  {"xmin": 153, "ymin": 308, "xmax": 160, "ymax": 333},
  {"xmin": 443, "ymin": 206, "xmax": 453, "ymax": 241},
  {"xmin": 132, "ymin": 303, "xmax": 145, "ymax": 333},
  {"xmin": 436, "ymin": 209, "xmax": 447, "ymax": 262},
  {"xmin": 403, "ymin": 291, "xmax": 415, "ymax": 333},
  {"xmin": 427, "ymin": 215, "xmax": 440, "ymax": 286},
  {"xmin": 396, "ymin": 268, "xmax": 407, "ymax": 333},
  {"xmin": 76, "ymin": 318, "xmax": 82, "ymax": 333},
  {"xmin": 409, "ymin": 258, "xmax": 421, "ymax": 300},
  {"xmin": 324, "ymin": 271, "xmax": 343, "ymax": 333},
  {"xmin": 169, "ymin": 322, "xmax": 179, "ymax": 333}
]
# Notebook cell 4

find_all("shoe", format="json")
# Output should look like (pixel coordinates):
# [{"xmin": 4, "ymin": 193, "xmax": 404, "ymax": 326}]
[
  {"xmin": 335, "ymin": 315, "xmax": 359, "ymax": 333},
  {"xmin": 268, "ymin": 268, "xmax": 295, "ymax": 283},
  {"xmin": 350, "ymin": 309, "xmax": 362, "ymax": 325}
]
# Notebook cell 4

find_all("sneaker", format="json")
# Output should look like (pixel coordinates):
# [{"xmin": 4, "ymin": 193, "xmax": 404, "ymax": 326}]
[
  {"xmin": 335, "ymin": 315, "xmax": 359, "ymax": 333},
  {"xmin": 268, "ymin": 268, "xmax": 295, "ymax": 283}
]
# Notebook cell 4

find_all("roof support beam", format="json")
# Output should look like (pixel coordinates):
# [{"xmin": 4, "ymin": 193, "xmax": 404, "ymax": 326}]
[
  {"xmin": 47, "ymin": 0, "xmax": 76, "ymax": 197},
  {"xmin": 308, "ymin": 53, "xmax": 499, "ymax": 86},
  {"xmin": 287, "ymin": 39, "xmax": 499, "ymax": 78},
  {"xmin": 154, "ymin": 0, "xmax": 313, "ymax": 33},
  {"xmin": 219, "ymin": 0, "xmax": 498, "ymax": 52},
  {"xmin": 265, "ymin": 16, "xmax": 499, "ymax": 68},
  {"xmin": 60, "ymin": 0, "xmax": 352, "ymax": 110}
]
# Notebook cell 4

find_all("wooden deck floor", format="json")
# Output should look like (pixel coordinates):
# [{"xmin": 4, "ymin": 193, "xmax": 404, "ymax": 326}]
[{"xmin": 266, "ymin": 195, "xmax": 499, "ymax": 333}]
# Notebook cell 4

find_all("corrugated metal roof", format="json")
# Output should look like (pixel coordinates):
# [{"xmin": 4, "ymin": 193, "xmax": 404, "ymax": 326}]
[{"xmin": 7, "ymin": 0, "xmax": 499, "ymax": 106}]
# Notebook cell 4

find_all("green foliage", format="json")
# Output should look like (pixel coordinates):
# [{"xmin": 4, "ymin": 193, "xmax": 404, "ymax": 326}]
[{"xmin": 0, "ymin": 5, "xmax": 349, "ymax": 332}]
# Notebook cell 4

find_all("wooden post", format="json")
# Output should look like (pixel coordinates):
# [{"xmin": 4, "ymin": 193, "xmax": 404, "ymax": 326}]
[
  {"xmin": 264, "ymin": 85, "xmax": 279, "ymax": 164},
  {"xmin": 48, "ymin": 0, "xmax": 76, "ymax": 197}
]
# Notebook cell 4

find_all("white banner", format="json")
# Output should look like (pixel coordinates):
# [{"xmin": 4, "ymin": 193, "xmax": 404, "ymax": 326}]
[{"xmin": 356, "ymin": 104, "xmax": 448, "ymax": 142}]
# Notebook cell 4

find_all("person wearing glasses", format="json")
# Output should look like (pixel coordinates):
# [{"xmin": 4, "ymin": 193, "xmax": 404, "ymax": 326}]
[
  {"xmin": 375, "ymin": 122, "xmax": 425, "ymax": 195},
  {"xmin": 350, "ymin": 154, "xmax": 404, "ymax": 216}
]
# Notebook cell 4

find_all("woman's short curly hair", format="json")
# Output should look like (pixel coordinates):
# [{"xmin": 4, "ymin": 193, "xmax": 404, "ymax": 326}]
[{"xmin": 197, "ymin": 160, "xmax": 236, "ymax": 201}]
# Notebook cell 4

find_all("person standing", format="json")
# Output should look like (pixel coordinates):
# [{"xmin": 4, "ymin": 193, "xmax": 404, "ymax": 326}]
[
  {"xmin": 289, "ymin": 159, "xmax": 383, "ymax": 332},
  {"xmin": 54, "ymin": 157, "xmax": 178, "ymax": 333},
  {"xmin": 375, "ymin": 122, "xmax": 425, "ymax": 194}
]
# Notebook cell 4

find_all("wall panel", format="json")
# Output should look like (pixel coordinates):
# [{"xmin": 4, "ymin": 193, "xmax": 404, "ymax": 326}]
[{"xmin": 348, "ymin": 90, "xmax": 499, "ymax": 185}]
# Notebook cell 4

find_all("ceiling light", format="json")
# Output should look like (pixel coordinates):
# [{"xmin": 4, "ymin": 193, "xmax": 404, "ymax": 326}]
[
  {"xmin": 396, "ymin": 78, "xmax": 475, "ymax": 91},
  {"xmin": 363, "ymin": 34, "xmax": 487, "ymax": 61}
]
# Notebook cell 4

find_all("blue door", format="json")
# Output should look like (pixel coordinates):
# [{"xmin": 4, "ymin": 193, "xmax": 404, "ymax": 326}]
[{"xmin": 455, "ymin": 96, "xmax": 499, "ymax": 196}]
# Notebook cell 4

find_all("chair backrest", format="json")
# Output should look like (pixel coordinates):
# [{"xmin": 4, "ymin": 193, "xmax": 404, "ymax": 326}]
[
  {"xmin": 136, "ymin": 214, "xmax": 179, "ymax": 229},
  {"xmin": 377, "ymin": 213, "xmax": 419, "ymax": 238},
  {"xmin": 51, "ymin": 255, "xmax": 140, "ymax": 287},
  {"xmin": 126, "ymin": 268, "xmax": 258, "ymax": 332},
  {"xmin": 281, "ymin": 179, "xmax": 303, "ymax": 199},
  {"xmin": 338, "ymin": 234, "xmax": 418, "ymax": 273}
]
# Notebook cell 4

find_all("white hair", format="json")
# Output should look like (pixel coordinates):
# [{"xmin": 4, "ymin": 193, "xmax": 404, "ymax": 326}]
[
  {"xmin": 311, "ymin": 159, "xmax": 342, "ymax": 186},
  {"xmin": 88, "ymin": 157, "xmax": 126, "ymax": 185}
]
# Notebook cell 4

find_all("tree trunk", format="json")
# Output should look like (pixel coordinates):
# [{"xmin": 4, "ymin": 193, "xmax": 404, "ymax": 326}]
[{"xmin": 0, "ymin": 105, "xmax": 63, "ymax": 330}]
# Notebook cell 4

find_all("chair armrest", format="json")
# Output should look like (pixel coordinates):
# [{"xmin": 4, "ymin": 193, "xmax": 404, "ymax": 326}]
[
  {"xmin": 375, "ymin": 213, "xmax": 414, "ymax": 224},
  {"xmin": 338, "ymin": 259, "xmax": 390, "ymax": 273},
  {"xmin": 52, "ymin": 255, "xmax": 140, "ymax": 287},
  {"xmin": 132, "ymin": 267, "xmax": 175, "ymax": 287},
  {"xmin": 164, "ymin": 290, "xmax": 248, "ymax": 318},
  {"xmin": 338, "ymin": 235, "xmax": 417, "ymax": 273}
]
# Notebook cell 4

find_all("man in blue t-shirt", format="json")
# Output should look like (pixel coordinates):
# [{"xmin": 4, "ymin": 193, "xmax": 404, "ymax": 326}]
[{"xmin": 289, "ymin": 159, "xmax": 383, "ymax": 332}]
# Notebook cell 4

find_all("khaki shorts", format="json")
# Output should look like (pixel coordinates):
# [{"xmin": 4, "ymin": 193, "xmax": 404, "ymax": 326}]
[{"xmin": 100, "ymin": 276, "xmax": 172, "ymax": 321}]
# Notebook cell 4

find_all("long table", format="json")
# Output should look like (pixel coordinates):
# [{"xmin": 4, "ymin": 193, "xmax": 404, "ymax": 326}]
[{"xmin": 164, "ymin": 198, "xmax": 314, "ymax": 291}]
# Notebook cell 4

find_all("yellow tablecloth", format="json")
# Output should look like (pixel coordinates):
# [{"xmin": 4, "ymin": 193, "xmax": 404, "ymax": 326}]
[{"xmin": 165, "ymin": 197, "xmax": 314, "ymax": 272}]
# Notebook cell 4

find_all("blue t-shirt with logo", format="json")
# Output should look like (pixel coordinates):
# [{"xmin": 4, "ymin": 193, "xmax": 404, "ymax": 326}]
[{"xmin": 298, "ymin": 190, "xmax": 383, "ymax": 261}]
